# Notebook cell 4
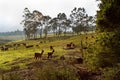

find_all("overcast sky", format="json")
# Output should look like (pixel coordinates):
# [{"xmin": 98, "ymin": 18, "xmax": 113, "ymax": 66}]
[{"xmin": 0, "ymin": 0, "xmax": 99, "ymax": 32}]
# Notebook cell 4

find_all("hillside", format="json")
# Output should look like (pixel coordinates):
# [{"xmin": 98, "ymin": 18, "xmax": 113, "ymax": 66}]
[{"xmin": 0, "ymin": 34, "xmax": 101, "ymax": 80}]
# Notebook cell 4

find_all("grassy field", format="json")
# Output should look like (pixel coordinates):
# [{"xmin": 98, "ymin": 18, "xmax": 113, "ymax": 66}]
[{"xmin": 0, "ymin": 33, "xmax": 97, "ymax": 80}]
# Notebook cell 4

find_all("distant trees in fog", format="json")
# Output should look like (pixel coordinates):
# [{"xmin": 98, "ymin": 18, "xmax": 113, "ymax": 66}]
[{"xmin": 0, "ymin": 30, "xmax": 23, "ymax": 36}]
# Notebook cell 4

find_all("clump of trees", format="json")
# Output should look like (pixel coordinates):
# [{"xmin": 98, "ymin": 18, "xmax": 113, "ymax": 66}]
[
  {"xmin": 82, "ymin": 1, "xmax": 120, "ymax": 79},
  {"xmin": 95, "ymin": 0, "xmax": 120, "ymax": 68},
  {"xmin": 21, "ymin": 7, "xmax": 95, "ymax": 39}
]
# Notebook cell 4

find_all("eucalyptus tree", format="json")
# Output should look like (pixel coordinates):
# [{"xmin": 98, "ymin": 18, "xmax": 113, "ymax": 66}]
[
  {"xmin": 84, "ymin": 15, "xmax": 96, "ymax": 33},
  {"xmin": 21, "ymin": 8, "xmax": 44, "ymax": 39},
  {"xmin": 38, "ymin": 20, "xmax": 44, "ymax": 38},
  {"xmin": 49, "ymin": 18, "xmax": 58, "ymax": 36},
  {"xmin": 56, "ymin": 13, "xmax": 68, "ymax": 36},
  {"xmin": 21, "ymin": 8, "xmax": 32, "ymax": 39},
  {"xmin": 62, "ymin": 19, "xmax": 71, "ymax": 36},
  {"xmin": 58, "ymin": 13, "xmax": 71, "ymax": 36},
  {"xmin": 43, "ymin": 16, "xmax": 51, "ymax": 38},
  {"xmin": 69, "ymin": 7, "xmax": 88, "ymax": 34}
]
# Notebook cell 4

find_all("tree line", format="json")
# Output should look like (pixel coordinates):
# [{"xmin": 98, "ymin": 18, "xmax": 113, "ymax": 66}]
[
  {"xmin": 0, "ymin": 30, "xmax": 23, "ymax": 36},
  {"xmin": 21, "ymin": 7, "xmax": 96, "ymax": 39}
]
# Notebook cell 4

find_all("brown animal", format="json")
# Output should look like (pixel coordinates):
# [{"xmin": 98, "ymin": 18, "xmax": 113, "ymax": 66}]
[
  {"xmin": 22, "ymin": 43, "xmax": 26, "ymax": 46},
  {"xmin": 1, "ymin": 46, "xmax": 8, "ymax": 51},
  {"xmin": 65, "ymin": 42, "xmax": 75, "ymax": 49},
  {"xmin": 91, "ymin": 36, "xmax": 94, "ymax": 38},
  {"xmin": 34, "ymin": 50, "xmax": 44, "ymax": 59},
  {"xmin": 36, "ymin": 45, "xmax": 39, "ymax": 47},
  {"xmin": 26, "ymin": 45, "xmax": 34, "ymax": 48},
  {"xmin": 50, "ymin": 46, "xmax": 53, "ymax": 50},
  {"xmin": 67, "ymin": 44, "xmax": 71, "ymax": 48},
  {"xmin": 47, "ymin": 49, "xmax": 55, "ymax": 59}
]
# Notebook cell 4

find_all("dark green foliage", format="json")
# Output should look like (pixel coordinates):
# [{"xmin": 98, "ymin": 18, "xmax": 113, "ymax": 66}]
[
  {"xmin": 96, "ymin": 0, "xmax": 120, "ymax": 32},
  {"xmin": 93, "ymin": 0, "xmax": 120, "ymax": 68},
  {"xmin": 87, "ymin": 32, "xmax": 120, "ymax": 69}
]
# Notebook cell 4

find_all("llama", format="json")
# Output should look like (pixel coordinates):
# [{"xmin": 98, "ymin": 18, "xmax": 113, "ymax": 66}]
[
  {"xmin": 34, "ymin": 50, "xmax": 44, "ymax": 59},
  {"xmin": 50, "ymin": 46, "xmax": 53, "ymax": 50},
  {"xmin": 1, "ymin": 47, "xmax": 8, "ymax": 51},
  {"xmin": 65, "ymin": 42, "xmax": 75, "ymax": 49},
  {"xmin": 26, "ymin": 45, "xmax": 34, "ymax": 48},
  {"xmin": 47, "ymin": 49, "xmax": 55, "ymax": 59}
]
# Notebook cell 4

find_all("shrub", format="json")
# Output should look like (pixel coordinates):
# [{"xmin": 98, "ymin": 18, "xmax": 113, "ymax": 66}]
[{"xmin": 34, "ymin": 65, "xmax": 79, "ymax": 80}]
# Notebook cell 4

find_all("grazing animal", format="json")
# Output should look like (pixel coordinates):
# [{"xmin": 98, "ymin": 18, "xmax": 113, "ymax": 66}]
[
  {"xmin": 26, "ymin": 45, "xmax": 34, "ymax": 48},
  {"xmin": 1, "ymin": 47, "xmax": 8, "ymax": 51},
  {"xmin": 47, "ymin": 49, "xmax": 55, "ymax": 59},
  {"xmin": 22, "ymin": 43, "xmax": 26, "ymax": 46},
  {"xmin": 34, "ymin": 50, "xmax": 44, "ymax": 59},
  {"xmin": 36, "ymin": 45, "xmax": 39, "ymax": 47},
  {"xmin": 91, "ymin": 36, "xmax": 94, "ymax": 38},
  {"xmin": 67, "ymin": 44, "xmax": 71, "ymax": 48},
  {"xmin": 76, "ymin": 57, "xmax": 83, "ymax": 64},
  {"xmin": 50, "ymin": 46, "xmax": 53, "ymax": 50},
  {"xmin": 66, "ymin": 42, "xmax": 75, "ymax": 49}
]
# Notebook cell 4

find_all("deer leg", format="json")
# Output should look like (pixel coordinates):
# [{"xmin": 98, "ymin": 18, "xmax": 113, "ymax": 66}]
[{"xmin": 47, "ymin": 55, "xmax": 49, "ymax": 59}]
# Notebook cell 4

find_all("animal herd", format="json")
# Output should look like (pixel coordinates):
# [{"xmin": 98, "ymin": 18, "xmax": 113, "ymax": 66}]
[
  {"xmin": 0, "ymin": 42, "xmax": 36, "ymax": 51},
  {"xmin": 0, "ymin": 35, "xmax": 95, "ymax": 61},
  {"xmin": 34, "ymin": 46, "xmax": 55, "ymax": 59}
]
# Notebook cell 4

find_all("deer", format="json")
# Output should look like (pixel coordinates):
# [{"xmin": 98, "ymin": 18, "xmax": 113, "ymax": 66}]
[
  {"xmin": 47, "ymin": 49, "xmax": 55, "ymax": 59},
  {"xmin": 26, "ymin": 45, "xmax": 34, "ymax": 48},
  {"xmin": 34, "ymin": 50, "xmax": 44, "ymax": 59}
]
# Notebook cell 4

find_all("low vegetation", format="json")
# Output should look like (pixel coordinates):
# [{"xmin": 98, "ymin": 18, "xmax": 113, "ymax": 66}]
[{"xmin": 0, "ymin": 33, "xmax": 101, "ymax": 80}]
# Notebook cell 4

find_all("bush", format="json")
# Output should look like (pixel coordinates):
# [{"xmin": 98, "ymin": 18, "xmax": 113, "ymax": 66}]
[
  {"xmin": 34, "ymin": 65, "xmax": 79, "ymax": 80},
  {"xmin": 3, "ymin": 72, "xmax": 21, "ymax": 80}
]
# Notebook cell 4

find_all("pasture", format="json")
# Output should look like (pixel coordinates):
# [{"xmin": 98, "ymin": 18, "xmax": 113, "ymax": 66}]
[{"xmin": 0, "ymin": 33, "xmax": 99, "ymax": 80}]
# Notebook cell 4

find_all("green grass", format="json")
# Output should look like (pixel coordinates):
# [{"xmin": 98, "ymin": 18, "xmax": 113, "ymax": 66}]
[{"xmin": 0, "ymin": 33, "xmax": 95, "ymax": 70}]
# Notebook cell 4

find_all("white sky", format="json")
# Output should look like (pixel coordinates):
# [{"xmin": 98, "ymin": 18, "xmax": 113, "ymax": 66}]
[{"xmin": 0, "ymin": 0, "xmax": 99, "ymax": 32}]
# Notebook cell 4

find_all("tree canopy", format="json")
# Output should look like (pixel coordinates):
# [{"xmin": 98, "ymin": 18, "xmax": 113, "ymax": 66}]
[{"xmin": 21, "ymin": 7, "xmax": 95, "ymax": 39}]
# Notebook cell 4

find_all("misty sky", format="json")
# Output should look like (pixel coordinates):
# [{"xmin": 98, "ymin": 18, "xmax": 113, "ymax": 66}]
[{"xmin": 0, "ymin": 0, "xmax": 99, "ymax": 32}]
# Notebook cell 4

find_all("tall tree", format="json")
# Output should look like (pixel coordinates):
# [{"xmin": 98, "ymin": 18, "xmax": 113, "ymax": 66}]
[
  {"xmin": 85, "ymin": 16, "xmax": 96, "ymax": 33},
  {"xmin": 21, "ymin": 8, "xmax": 44, "ymax": 39},
  {"xmin": 43, "ymin": 16, "xmax": 51, "ymax": 38},
  {"xmin": 70, "ymin": 7, "xmax": 88, "ymax": 34},
  {"xmin": 91, "ymin": 0, "xmax": 120, "ymax": 68},
  {"xmin": 21, "ymin": 8, "xmax": 32, "ymax": 39},
  {"xmin": 49, "ymin": 18, "xmax": 58, "ymax": 36},
  {"xmin": 62, "ymin": 19, "xmax": 71, "ymax": 36},
  {"xmin": 57, "ymin": 13, "xmax": 67, "ymax": 37}
]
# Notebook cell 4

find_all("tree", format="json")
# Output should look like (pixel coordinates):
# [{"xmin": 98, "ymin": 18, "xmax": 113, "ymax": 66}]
[
  {"xmin": 69, "ymin": 7, "xmax": 96, "ymax": 35},
  {"xmin": 69, "ymin": 7, "xmax": 88, "ymax": 34},
  {"xmin": 84, "ymin": 16, "xmax": 96, "ymax": 33},
  {"xmin": 49, "ymin": 18, "xmax": 58, "ymax": 36},
  {"xmin": 91, "ymin": 0, "xmax": 120, "ymax": 68},
  {"xmin": 62, "ymin": 19, "xmax": 71, "ymax": 36},
  {"xmin": 43, "ymin": 16, "xmax": 51, "ymax": 38},
  {"xmin": 21, "ymin": 8, "xmax": 44, "ymax": 39},
  {"xmin": 56, "ymin": 13, "xmax": 67, "ymax": 37}
]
